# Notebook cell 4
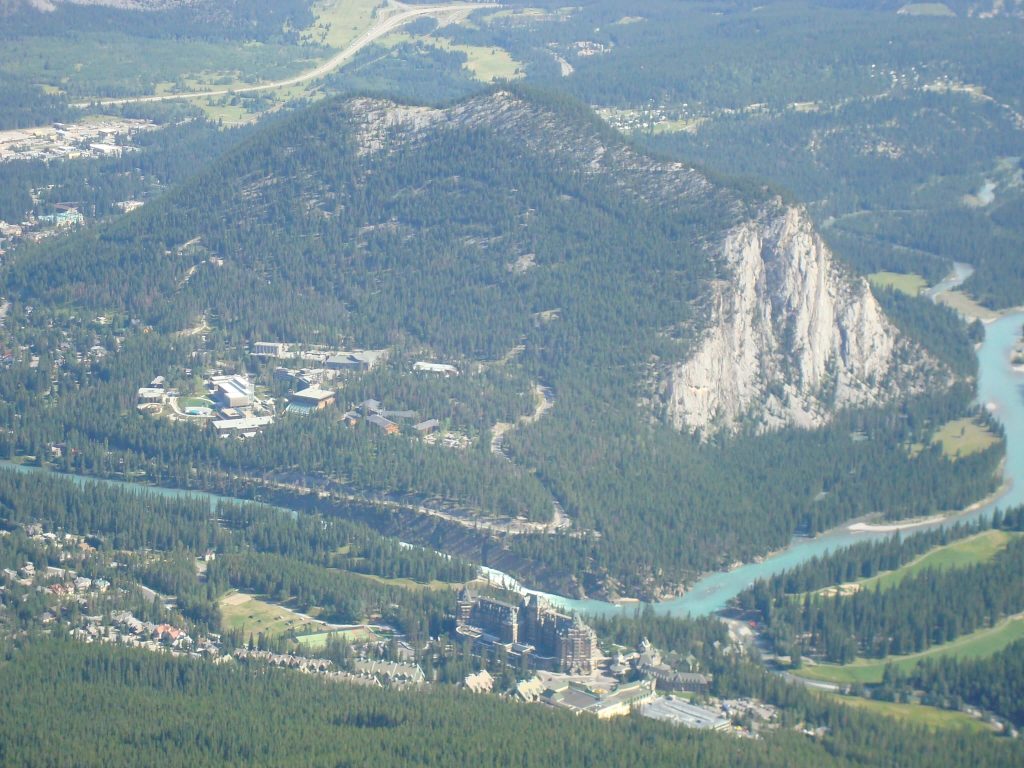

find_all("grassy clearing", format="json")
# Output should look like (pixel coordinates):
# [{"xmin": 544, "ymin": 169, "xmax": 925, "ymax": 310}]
[
  {"xmin": 295, "ymin": 627, "xmax": 379, "ymax": 649},
  {"xmin": 219, "ymin": 591, "xmax": 333, "ymax": 639},
  {"xmin": 796, "ymin": 614, "xmax": 1024, "ymax": 685},
  {"xmin": 858, "ymin": 529, "xmax": 1016, "ymax": 592},
  {"xmin": 868, "ymin": 271, "xmax": 928, "ymax": 296},
  {"xmin": 931, "ymin": 417, "xmax": 1000, "ymax": 459},
  {"xmin": 650, "ymin": 118, "xmax": 707, "ymax": 134},
  {"xmin": 307, "ymin": 0, "xmax": 385, "ymax": 50},
  {"xmin": 382, "ymin": 33, "xmax": 523, "ymax": 82},
  {"xmin": 347, "ymin": 570, "xmax": 461, "ymax": 592},
  {"xmin": 197, "ymin": 102, "xmax": 256, "ymax": 125},
  {"xmin": 935, "ymin": 290, "xmax": 1000, "ymax": 321},
  {"xmin": 824, "ymin": 694, "xmax": 988, "ymax": 732}
]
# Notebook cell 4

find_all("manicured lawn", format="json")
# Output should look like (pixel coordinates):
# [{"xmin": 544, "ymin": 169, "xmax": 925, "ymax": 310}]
[
  {"xmin": 795, "ymin": 614, "xmax": 1024, "ymax": 685},
  {"xmin": 824, "ymin": 694, "xmax": 989, "ymax": 733},
  {"xmin": 868, "ymin": 271, "xmax": 928, "ymax": 296},
  {"xmin": 346, "ymin": 569, "xmax": 460, "ymax": 592},
  {"xmin": 930, "ymin": 417, "xmax": 1001, "ymax": 459},
  {"xmin": 858, "ymin": 529, "xmax": 1016, "ymax": 591},
  {"xmin": 219, "ymin": 591, "xmax": 333, "ymax": 639},
  {"xmin": 295, "ymin": 626, "xmax": 379, "ymax": 649}
]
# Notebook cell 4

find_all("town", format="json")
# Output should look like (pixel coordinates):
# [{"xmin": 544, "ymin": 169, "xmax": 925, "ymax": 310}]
[{"xmin": 0, "ymin": 510, "xmax": 776, "ymax": 737}]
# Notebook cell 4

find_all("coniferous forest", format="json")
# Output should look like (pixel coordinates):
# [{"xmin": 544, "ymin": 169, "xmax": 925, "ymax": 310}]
[{"xmin": 1, "ymin": 0, "xmax": 1023, "ymax": 763}]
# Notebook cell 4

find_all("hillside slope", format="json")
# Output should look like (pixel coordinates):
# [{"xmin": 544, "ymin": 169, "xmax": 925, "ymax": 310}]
[
  {"xmin": 3, "ymin": 89, "xmax": 988, "ymax": 595},
  {"xmin": 9, "ymin": 90, "xmax": 936, "ymax": 432}
]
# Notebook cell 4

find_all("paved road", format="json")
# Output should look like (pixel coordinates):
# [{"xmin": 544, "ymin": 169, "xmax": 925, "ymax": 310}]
[
  {"xmin": 780, "ymin": 671, "xmax": 841, "ymax": 692},
  {"xmin": 76, "ymin": 2, "xmax": 496, "ymax": 107}
]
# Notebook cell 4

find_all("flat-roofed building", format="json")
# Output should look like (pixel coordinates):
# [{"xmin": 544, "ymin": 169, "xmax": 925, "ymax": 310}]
[
  {"xmin": 212, "ymin": 416, "xmax": 273, "ymax": 437},
  {"xmin": 326, "ymin": 349, "xmax": 387, "ymax": 372},
  {"xmin": 640, "ymin": 697, "xmax": 731, "ymax": 731},
  {"xmin": 252, "ymin": 342, "xmax": 289, "ymax": 358},
  {"xmin": 136, "ymin": 387, "xmax": 166, "ymax": 405},
  {"xmin": 288, "ymin": 386, "xmax": 336, "ymax": 413},
  {"xmin": 213, "ymin": 375, "xmax": 252, "ymax": 408},
  {"xmin": 542, "ymin": 679, "xmax": 656, "ymax": 720},
  {"xmin": 413, "ymin": 361, "xmax": 459, "ymax": 376}
]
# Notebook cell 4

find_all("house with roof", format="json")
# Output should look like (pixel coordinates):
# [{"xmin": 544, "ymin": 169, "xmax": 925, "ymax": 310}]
[
  {"xmin": 414, "ymin": 418, "xmax": 440, "ymax": 435},
  {"xmin": 366, "ymin": 413, "xmax": 400, "ymax": 435}
]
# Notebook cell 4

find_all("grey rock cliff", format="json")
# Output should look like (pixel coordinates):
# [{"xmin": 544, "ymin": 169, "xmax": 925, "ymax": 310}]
[{"xmin": 661, "ymin": 205, "xmax": 936, "ymax": 435}]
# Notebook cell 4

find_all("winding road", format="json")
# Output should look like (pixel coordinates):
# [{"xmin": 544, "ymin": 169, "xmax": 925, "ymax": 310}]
[{"xmin": 76, "ymin": 2, "xmax": 496, "ymax": 107}]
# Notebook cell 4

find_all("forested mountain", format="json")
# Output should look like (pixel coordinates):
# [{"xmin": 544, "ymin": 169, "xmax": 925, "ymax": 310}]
[
  {"xmin": 0, "ymin": 87, "xmax": 999, "ymax": 595},
  {"xmin": 4, "ymin": 86, "xmax": 939, "ymax": 428}
]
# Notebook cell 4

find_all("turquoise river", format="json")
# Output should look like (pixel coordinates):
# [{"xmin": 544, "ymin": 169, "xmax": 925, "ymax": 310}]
[{"xmin": 5, "ymin": 269, "xmax": 1023, "ymax": 619}]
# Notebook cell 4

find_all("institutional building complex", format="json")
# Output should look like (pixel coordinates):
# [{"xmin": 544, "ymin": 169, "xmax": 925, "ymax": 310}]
[{"xmin": 456, "ymin": 591, "xmax": 598, "ymax": 673}]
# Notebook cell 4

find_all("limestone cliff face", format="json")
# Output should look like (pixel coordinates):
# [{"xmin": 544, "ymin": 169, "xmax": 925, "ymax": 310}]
[
  {"xmin": 661, "ymin": 205, "xmax": 932, "ymax": 435},
  {"xmin": 344, "ymin": 93, "xmax": 938, "ymax": 435}
]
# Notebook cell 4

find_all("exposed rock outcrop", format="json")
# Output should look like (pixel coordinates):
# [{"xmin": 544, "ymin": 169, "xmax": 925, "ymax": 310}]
[
  {"xmin": 345, "ymin": 93, "xmax": 941, "ymax": 436},
  {"xmin": 661, "ymin": 205, "xmax": 938, "ymax": 435}
]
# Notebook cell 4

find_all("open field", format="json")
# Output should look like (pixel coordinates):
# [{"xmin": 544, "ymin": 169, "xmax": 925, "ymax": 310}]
[
  {"xmin": 295, "ymin": 626, "xmax": 380, "ymax": 649},
  {"xmin": 868, "ymin": 271, "xmax": 928, "ymax": 296},
  {"xmin": 382, "ymin": 32, "xmax": 522, "ymax": 82},
  {"xmin": 197, "ymin": 101, "xmax": 257, "ymax": 125},
  {"xmin": 308, "ymin": 0, "xmax": 387, "ymax": 50},
  {"xmin": 219, "ymin": 591, "xmax": 334, "ymax": 639},
  {"xmin": 796, "ymin": 614, "xmax": 1024, "ymax": 685},
  {"xmin": 857, "ymin": 529, "xmax": 1017, "ymax": 592},
  {"xmin": 931, "ymin": 417, "xmax": 1001, "ymax": 459},
  {"xmin": 824, "ymin": 694, "xmax": 989, "ymax": 733},
  {"xmin": 935, "ymin": 290, "xmax": 1000, "ymax": 321},
  {"xmin": 348, "ymin": 570, "xmax": 461, "ymax": 591}
]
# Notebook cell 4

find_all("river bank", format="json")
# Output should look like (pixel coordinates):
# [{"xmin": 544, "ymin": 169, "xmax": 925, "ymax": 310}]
[
  {"xmin": 524, "ymin": 294, "xmax": 1024, "ymax": 618},
  {"xmin": 3, "ymin": 267, "xmax": 1019, "ymax": 620}
]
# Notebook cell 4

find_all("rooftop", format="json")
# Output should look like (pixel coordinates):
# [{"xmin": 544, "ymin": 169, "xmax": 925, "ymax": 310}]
[
  {"xmin": 212, "ymin": 416, "xmax": 273, "ymax": 432},
  {"xmin": 640, "ymin": 697, "xmax": 731, "ymax": 730},
  {"xmin": 292, "ymin": 386, "xmax": 335, "ymax": 402}
]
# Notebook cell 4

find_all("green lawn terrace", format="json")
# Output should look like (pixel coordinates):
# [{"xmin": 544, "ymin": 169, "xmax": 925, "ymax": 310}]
[
  {"xmin": 295, "ymin": 626, "xmax": 385, "ymax": 649},
  {"xmin": 793, "ymin": 613, "xmax": 1024, "ymax": 686}
]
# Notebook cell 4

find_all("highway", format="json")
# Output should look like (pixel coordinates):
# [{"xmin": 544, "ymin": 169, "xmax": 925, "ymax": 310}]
[{"xmin": 76, "ymin": 2, "xmax": 496, "ymax": 107}]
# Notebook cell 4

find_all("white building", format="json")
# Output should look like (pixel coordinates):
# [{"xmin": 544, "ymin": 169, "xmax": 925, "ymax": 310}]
[
  {"xmin": 413, "ymin": 362, "xmax": 459, "ymax": 376},
  {"xmin": 213, "ymin": 375, "xmax": 252, "ymax": 408}
]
